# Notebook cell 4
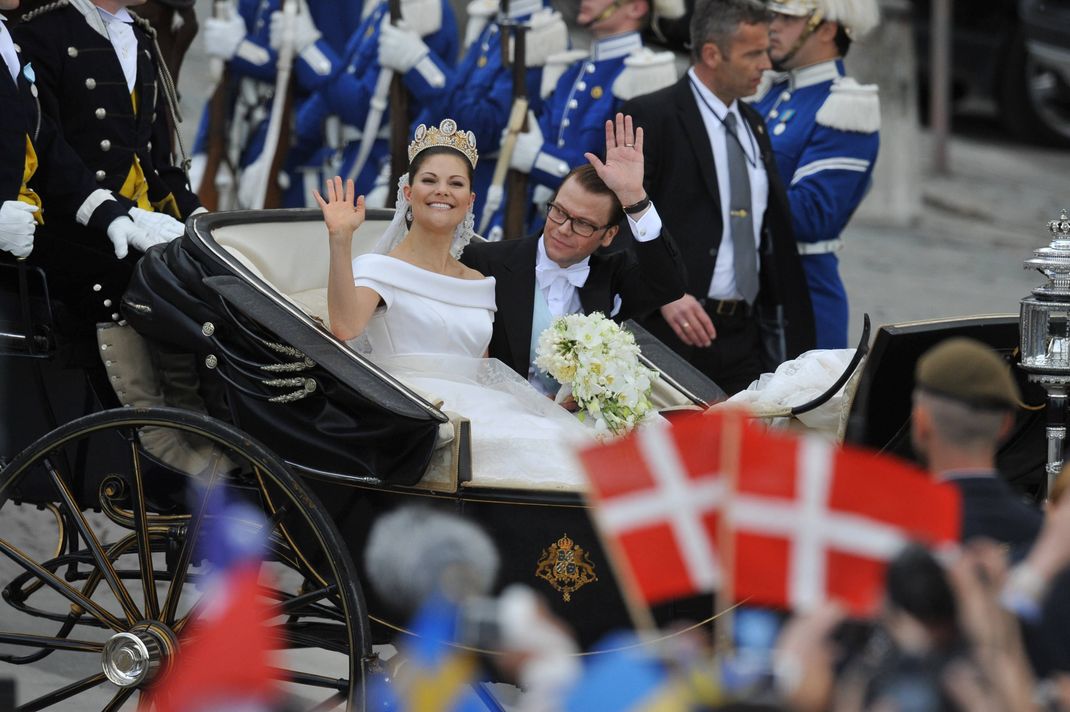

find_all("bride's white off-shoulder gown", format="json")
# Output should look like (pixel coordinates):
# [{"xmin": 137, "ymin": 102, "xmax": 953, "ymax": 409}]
[{"xmin": 348, "ymin": 254, "xmax": 591, "ymax": 488}]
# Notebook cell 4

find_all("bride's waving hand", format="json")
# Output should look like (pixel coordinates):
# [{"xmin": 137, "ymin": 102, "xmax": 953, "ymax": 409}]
[{"xmin": 316, "ymin": 177, "xmax": 378, "ymax": 341}]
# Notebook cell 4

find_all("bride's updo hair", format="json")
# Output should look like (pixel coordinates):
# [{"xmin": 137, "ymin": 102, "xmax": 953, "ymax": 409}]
[{"xmin": 408, "ymin": 145, "xmax": 474, "ymax": 186}]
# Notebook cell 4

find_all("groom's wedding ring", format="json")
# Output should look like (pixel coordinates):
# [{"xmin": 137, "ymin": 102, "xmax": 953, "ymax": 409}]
[
  {"xmin": 681, "ymin": 321, "xmax": 691, "ymax": 329},
  {"xmin": 624, "ymin": 143, "xmax": 635, "ymax": 148}
]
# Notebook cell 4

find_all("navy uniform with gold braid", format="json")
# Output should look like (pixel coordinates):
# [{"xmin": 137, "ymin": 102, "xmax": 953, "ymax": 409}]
[
  {"xmin": 13, "ymin": 0, "xmax": 200, "ymax": 222},
  {"xmin": 4, "ymin": 4, "xmax": 168, "ymax": 325}
]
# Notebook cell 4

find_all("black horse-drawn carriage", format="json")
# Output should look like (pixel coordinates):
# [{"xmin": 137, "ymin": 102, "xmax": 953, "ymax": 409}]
[{"xmin": 0, "ymin": 209, "xmax": 1048, "ymax": 710}]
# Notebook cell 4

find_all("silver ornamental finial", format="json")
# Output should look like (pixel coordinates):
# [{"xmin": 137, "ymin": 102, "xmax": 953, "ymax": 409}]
[{"xmin": 1050, "ymin": 209, "xmax": 1070, "ymax": 239}]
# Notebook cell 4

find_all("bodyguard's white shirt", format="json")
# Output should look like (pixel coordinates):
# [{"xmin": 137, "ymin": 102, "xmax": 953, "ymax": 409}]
[
  {"xmin": 0, "ymin": 17, "xmax": 20, "ymax": 83},
  {"xmin": 687, "ymin": 67, "xmax": 768, "ymax": 301},
  {"xmin": 97, "ymin": 6, "xmax": 138, "ymax": 92},
  {"xmin": 535, "ymin": 204, "xmax": 665, "ymax": 317}
]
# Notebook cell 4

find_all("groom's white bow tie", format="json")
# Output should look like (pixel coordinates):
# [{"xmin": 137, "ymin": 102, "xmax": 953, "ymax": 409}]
[{"xmin": 536, "ymin": 261, "xmax": 590, "ymax": 291}]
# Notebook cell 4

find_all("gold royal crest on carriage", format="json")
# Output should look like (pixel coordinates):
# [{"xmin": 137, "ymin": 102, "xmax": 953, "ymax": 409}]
[{"xmin": 535, "ymin": 533, "xmax": 598, "ymax": 602}]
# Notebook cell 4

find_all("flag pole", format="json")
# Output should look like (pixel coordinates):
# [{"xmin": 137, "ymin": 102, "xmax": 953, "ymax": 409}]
[
  {"xmin": 584, "ymin": 491, "xmax": 659, "ymax": 634},
  {"xmin": 715, "ymin": 408, "xmax": 744, "ymax": 655}
]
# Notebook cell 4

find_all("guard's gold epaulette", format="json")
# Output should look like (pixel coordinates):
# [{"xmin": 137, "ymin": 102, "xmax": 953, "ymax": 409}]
[
  {"xmin": 815, "ymin": 76, "xmax": 881, "ymax": 133},
  {"xmin": 19, "ymin": 0, "xmax": 69, "ymax": 23}
]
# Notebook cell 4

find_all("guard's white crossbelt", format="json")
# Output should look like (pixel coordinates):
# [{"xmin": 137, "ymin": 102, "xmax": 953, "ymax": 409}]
[{"xmin": 791, "ymin": 157, "xmax": 871, "ymax": 185}]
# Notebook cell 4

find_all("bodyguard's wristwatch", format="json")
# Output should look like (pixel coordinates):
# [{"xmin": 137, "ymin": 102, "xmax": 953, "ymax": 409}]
[{"xmin": 622, "ymin": 196, "xmax": 651, "ymax": 215}]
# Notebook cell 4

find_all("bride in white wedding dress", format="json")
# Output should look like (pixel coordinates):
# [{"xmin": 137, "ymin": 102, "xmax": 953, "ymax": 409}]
[{"xmin": 317, "ymin": 120, "xmax": 591, "ymax": 488}]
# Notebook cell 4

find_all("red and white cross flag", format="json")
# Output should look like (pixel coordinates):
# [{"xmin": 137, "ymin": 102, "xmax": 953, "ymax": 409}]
[{"xmin": 578, "ymin": 411, "xmax": 961, "ymax": 616}]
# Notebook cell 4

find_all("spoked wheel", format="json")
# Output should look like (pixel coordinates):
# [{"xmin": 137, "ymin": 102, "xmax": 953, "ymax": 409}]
[{"xmin": 0, "ymin": 407, "xmax": 372, "ymax": 710}]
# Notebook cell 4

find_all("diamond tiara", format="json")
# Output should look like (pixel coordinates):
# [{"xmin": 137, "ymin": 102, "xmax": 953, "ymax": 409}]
[{"xmin": 408, "ymin": 119, "xmax": 479, "ymax": 169}]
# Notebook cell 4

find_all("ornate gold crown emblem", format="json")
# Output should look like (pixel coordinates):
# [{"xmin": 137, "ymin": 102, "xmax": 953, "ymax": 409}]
[
  {"xmin": 408, "ymin": 119, "xmax": 479, "ymax": 169},
  {"xmin": 535, "ymin": 533, "xmax": 598, "ymax": 603}
]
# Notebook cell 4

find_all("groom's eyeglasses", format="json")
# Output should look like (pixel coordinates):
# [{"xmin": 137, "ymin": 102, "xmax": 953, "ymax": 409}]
[{"xmin": 545, "ymin": 202, "xmax": 612, "ymax": 238}]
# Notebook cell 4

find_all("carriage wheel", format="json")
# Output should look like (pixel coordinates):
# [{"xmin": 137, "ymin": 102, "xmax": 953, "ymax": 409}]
[{"xmin": 0, "ymin": 407, "xmax": 372, "ymax": 710}]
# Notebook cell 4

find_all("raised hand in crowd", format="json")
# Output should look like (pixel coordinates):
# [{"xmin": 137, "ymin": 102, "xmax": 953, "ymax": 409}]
[
  {"xmin": 946, "ymin": 541, "xmax": 1040, "ymax": 712},
  {"xmin": 772, "ymin": 601, "xmax": 847, "ymax": 712}
]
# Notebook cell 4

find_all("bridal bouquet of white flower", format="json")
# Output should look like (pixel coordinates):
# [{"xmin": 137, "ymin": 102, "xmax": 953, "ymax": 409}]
[{"xmin": 535, "ymin": 312, "xmax": 658, "ymax": 435}]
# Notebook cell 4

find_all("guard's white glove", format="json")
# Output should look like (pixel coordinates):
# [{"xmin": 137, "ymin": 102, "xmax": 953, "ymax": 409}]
[
  {"xmin": 237, "ymin": 155, "xmax": 272, "ymax": 209},
  {"xmin": 203, "ymin": 14, "xmax": 247, "ymax": 60},
  {"xmin": 378, "ymin": 21, "xmax": 429, "ymax": 73},
  {"xmin": 106, "ymin": 217, "xmax": 158, "ymax": 259},
  {"xmin": 129, "ymin": 207, "xmax": 185, "ymax": 242},
  {"xmin": 0, "ymin": 200, "xmax": 37, "ymax": 259},
  {"xmin": 508, "ymin": 112, "xmax": 544, "ymax": 173},
  {"xmin": 269, "ymin": 2, "xmax": 322, "ymax": 53}
]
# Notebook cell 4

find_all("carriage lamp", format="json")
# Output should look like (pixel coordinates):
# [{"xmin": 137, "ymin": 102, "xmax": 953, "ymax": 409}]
[{"xmin": 1019, "ymin": 209, "xmax": 1070, "ymax": 497}]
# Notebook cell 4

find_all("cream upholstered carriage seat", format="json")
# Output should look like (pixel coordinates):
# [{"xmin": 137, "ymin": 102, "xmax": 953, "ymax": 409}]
[{"xmin": 210, "ymin": 215, "xmax": 387, "ymax": 328}]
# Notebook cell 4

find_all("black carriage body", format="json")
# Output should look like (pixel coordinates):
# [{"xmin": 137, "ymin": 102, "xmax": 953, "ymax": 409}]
[
  {"xmin": 119, "ymin": 209, "xmax": 704, "ymax": 647},
  {"xmin": 123, "ymin": 210, "xmax": 445, "ymax": 487},
  {"xmin": 308, "ymin": 476, "xmax": 711, "ymax": 649}
]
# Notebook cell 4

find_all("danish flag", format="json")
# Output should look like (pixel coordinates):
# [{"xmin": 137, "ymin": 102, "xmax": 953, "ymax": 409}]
[{"xmin": 578, "ymin": 411, "xmax": 960, "ymax": 616}]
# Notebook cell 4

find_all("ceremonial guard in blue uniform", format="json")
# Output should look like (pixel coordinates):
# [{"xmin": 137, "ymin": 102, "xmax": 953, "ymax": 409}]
[
  {"xmin": 490, "ymin": 0, "xmax": 677, "ymax": 237},
  {"xmin": 751, "ymin": 0, "xmax": 880, "ymax": 349},
  {"xmin": 384, "ymin": 0, "xmax": 566, "ymax": 219},
  {"xmin": 190, "ymin": 0, "xmax": 362, "ymax": 207},
  {"xmin": 286, "ymin": 0, "xmax": 458, "ymax": 203},
  {"xmin": 12, "ymin": 0, "xmax": 196, "ymax": 324}
]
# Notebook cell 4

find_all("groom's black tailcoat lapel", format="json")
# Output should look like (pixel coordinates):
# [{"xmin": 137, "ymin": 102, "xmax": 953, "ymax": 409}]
[
  {"xmin": 461, "ymin": 235, "xmax": 540, "ymax": 377},
  {"xmin": 462, "ymin": 226, "xmax": 686, "ymax": 379}
]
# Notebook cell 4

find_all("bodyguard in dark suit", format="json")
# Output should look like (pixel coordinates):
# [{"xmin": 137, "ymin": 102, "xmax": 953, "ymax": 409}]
[
  {"xmin": 462, "ymin": 114, "xmax": 685, "ymax": 387},
  {"xmin": 620, "ymin": 0, "xmax": 814, "ymax": 395},
  {"xmin": 911, "ymin": 337, "xmax": 1042, "ymax": 551}
]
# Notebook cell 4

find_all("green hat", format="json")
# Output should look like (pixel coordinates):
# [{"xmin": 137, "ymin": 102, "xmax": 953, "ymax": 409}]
[{"xmin": 914, "ymin": 337, "xmax": 1020, "ymax": 410}]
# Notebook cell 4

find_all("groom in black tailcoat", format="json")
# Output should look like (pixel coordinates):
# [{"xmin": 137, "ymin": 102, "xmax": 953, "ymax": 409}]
[{"xmin": 461, "ymin": 113, "xmax": 686, "ymax": 389}]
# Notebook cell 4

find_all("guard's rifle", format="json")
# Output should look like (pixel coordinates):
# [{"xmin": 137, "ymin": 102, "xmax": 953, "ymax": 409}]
[
  {"xmin": 477, "ymin": 18, "xmax": 529, "ymax": 238},
  {"xmin": 346, "ymin": 0, "xmax": 406, "ymax": 203},
  {"xmin": 198, "ymin": 0, "xmax": 234, "ymax": 210},
  {"xmin": 502, "ymin": 22, "xmax": 529, "ymax": 239},
  {"xmin": 249, "ymin": 0, "xmax": 298, "ymax": 208},
  {"xmin": 386, "ymin": 0, "xmax": 408, "ymax": 208}
]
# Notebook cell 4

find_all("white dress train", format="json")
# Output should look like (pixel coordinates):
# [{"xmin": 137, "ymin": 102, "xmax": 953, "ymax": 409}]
[{"xmin": 348, "ymin": 254, "xmax": 591, "ymax": 488}]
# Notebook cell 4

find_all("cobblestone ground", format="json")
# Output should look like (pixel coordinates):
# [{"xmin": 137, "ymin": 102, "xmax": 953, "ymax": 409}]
[{"xmin": 843, "ymin": 118, "xmax": 1070, "ymax": 344}]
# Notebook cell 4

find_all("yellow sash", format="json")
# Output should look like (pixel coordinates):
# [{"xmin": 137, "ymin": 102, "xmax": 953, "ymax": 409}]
[
  {"xmin": 19, "ymin": 136, "xmax": 44, "ymax": 225},
  {"xmin": 117, "ymin": 88, "xmax": 179, "ymax": 217}
]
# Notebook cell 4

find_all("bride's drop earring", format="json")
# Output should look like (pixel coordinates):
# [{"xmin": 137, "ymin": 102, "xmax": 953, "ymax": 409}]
[{"xmin": 405, "ymin": 206, "xmax": 414, "ymax": 222}]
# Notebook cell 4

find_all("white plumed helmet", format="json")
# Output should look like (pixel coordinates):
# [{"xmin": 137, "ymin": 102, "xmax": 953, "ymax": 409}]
[{"xmin": 766, "ymin": 0, "xmax": 880, "ymax": 38}]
